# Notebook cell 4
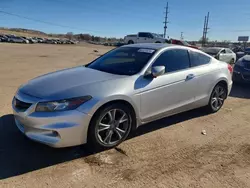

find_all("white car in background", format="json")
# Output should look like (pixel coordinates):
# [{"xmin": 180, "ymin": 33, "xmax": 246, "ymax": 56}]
[
  {"xmin": 124, "ymin": 32, "xmax": 167, "ymax": 44},
  {"xmin": 202, "ymin": 47, "xmax": 236, "ymax": 64},
  {"xmin": 8, "ymin": 36, "xmax": 29, "ymax": 44}
]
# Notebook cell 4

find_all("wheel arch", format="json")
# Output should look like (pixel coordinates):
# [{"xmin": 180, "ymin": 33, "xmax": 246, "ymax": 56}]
[
  {"xmin": 87, "ymin": 96, "xmax": 140, "ymax": 130},
  {"xmin": 210, "ymin": 79, "xmax": 229, "ymax": 99},
  {"xmin": 128, "ymin": 40, "xmax": 134, "ymax": 44}
]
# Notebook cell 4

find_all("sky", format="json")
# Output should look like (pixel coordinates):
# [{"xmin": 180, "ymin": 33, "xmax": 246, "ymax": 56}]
[{"xmin": 1, "ymin": 0, "xmax": 250, "ymax": 41}]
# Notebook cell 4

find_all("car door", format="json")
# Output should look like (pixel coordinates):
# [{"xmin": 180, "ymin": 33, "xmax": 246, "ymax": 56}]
[
  {"xmin": 188, "ymin": 50, "xmax": 216, "ymax": 107},
  {"xmin": 139, "ymin": 48, "xmax": 198, "ymax": 122},
  {"xmin": 219, "ymin": 49, "xmax": 229, "ymax": 63},
  {"xmin": 146, "ymin": 33, "xmax": 155, "ymax": 43},
  {"xmin": 138, "ymin": 32, "xmax": 149, "ymax": 43},
  {"xmin": 225, "ymin": 48, "xmax": 235, "ymax": 63}
]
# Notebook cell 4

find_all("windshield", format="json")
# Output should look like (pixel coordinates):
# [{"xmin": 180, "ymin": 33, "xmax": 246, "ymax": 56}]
[
  {"xmin": 202, "ymin": 48, "xmax": 221, "ymax": 55},
  {"xmin": 87, "ymin": 47, "xmax": 156, "ymax": 75}
]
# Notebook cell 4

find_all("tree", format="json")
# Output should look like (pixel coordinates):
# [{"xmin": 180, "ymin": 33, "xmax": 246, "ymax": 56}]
[
  {"xmin": 66, "ymin": 32, "xmax": 73, "ymax": 40},
  {"xmin": 79, "ymin": 34, "xmax": 91, "ymax": 41},
  {"xmin": 199, "ymin": 37, "xmax": 209, "ymax": 43},
  {"xmin": 94, "ymin": 36, "xmax": 100, "ymax": 42}
]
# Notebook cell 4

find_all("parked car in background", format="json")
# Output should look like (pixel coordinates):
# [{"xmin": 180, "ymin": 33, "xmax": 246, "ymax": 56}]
[
  {"xmin": 0, "ymin": 34, "xmax": 8, "ymax": 42},
  {"xmin": 36, "ymin": 37, "xmax": 44, "ymax": 43},
  {"xmin": 232, "ymin": 46, "xmax": 250, "ymax": 60},
  {"xmin": 55, "ymin": 39, "xmax": 62, "ymax": 44},
  {"xmin": 44, "ymin": 39, "xmax": 57, "ymax": 44},
  {"xmin": 202, "ymin": 47, "xmax": 236, "ymax": 64},
  {"xmin": 124, "ymin": 32, "xmax": 167, "ymax": 44},
  {"xmin": 13, "ymin": 43, "xmax": 232, "ymax": 149},
  {"xmin": 244, "ymin": 47, "xmax": 250, "ymax": 55},
  {"xmin": 27, "ymin": 37, "xmax": 38, "ymax": 44},
  {"xmin": 170, "ymin": 39, "xmax": 199, "ymax": 49},
  {"xmin": 233, "ymin": 55, "xmax": 250, "ymax": 84},
  {"xmin": 20, "ymin": 37, "xmax": 30, "ymax": 44},
  {"xmin": 114, "ymin": 42, "xmax": 125, "ymax": 47},
  {"xmin": 8, "ymin": 36, "xmax": 29, "ymax": 43}
]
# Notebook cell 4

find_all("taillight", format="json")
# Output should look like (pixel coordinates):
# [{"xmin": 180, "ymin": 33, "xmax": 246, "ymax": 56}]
[{"xmin": 228, "ymin": 64, "xmax": 233, "ymax": 74}]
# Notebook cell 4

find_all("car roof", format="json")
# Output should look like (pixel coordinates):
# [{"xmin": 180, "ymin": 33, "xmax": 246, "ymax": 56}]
[
  {"xmin": 122, "ymin": 43, "xmax": 174, "ymax": 50},
  {"xmin": 205, "ymin": 47, "xmax": 224, "ymax": 50}
]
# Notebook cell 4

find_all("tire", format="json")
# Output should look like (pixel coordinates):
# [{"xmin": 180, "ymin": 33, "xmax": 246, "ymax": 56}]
[
  {"xmin": 128, "ymin": 40, "xmax": 134, "ymax": 44},
  {"xmin": 88, "ymin": 103, "xmax": 133, "ymax": 150},
  {"xmin": 206, "ymin": 83, "xmax": 227, "ymax": 113}
]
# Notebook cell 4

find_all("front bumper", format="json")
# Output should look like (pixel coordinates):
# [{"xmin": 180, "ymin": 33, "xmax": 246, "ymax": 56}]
[{"xmin": 12, "ymin": 91, "xmax": 92, "ymax": 148}]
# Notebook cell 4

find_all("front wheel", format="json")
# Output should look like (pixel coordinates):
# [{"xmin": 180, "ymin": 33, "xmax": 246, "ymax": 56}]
[
  {"xmin": 88, "ymin": 103, "xmax": 133, "ymax": 150},
  {"xmin": 206, "ymin": 83, "xmax": 227, "ymax": 113}
]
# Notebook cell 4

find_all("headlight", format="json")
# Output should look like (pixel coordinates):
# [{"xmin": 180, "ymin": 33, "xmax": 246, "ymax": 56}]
[{"xmin": 36, "ymin": 96, "xmax": 92, "ymax": 112}]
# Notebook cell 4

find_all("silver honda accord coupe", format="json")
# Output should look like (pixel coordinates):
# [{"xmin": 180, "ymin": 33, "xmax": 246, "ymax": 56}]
[{"xmin": 12, "ymin": 43, "xmax": 233, "ymax": 149}]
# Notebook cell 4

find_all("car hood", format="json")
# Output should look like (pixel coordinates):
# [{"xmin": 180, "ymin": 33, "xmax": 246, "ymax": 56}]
[{"xmin": 19, "ymin": 66, "xmax": 124, "ymax": 100}]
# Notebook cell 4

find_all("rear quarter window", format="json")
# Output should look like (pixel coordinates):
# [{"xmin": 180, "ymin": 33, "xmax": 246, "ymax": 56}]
[{"xmin": 189, "ymin": 51, "xmax": 211, "ymax": 67}]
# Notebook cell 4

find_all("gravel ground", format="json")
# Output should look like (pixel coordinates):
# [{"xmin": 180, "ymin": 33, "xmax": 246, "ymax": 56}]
[{"xmin": 0, "ymin": 43, "xmax": 250, "ymax": 188}]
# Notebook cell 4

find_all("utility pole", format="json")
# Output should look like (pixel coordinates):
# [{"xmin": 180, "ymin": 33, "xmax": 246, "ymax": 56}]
[
  {"xmin": 202, "ymin": 12, "xmax": 210, "ymax": 47},
  {"xmin": 204, "ymin": 12, "xmax": 209, "ymax": 45},
  {"xmin": 180, "ymin": 32, "xmax": 184, "ymax": 40},
  {"xmin": 202, "ymin": 16, "xmax": 207, "ymax": 47},
  {"xmin": 163, "ymin": 2, "xmax": 169, "ymax": 38}
]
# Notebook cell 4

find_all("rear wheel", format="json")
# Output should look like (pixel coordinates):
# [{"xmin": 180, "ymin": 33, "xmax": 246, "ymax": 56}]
[
  {"xmin": 207, "ymin": 83, "xmax": 227, "ymax": 113},
  {"xmin": 88, "ymin": 103, "xmax": 133, "ymax": 150}
]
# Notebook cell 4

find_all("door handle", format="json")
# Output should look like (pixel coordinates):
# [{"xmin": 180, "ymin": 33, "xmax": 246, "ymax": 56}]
[{"xmin": 186, "ymin": 74, "xmax": 195, "ymax": 81}]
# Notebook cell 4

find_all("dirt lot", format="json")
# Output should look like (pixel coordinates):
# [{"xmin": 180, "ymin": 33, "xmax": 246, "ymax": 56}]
[{"xmin": 0, "ymin": 43, "xmax": 250, "ymax": 188}]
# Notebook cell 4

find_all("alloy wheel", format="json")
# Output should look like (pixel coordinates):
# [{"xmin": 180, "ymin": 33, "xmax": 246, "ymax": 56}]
[
  {"xmin": 96, "ymin": 109, "xmax": 130, "ymax": 146},
  {"xmin": 211, "ymin": 85, "xmax": 226, "ymax": 111}
]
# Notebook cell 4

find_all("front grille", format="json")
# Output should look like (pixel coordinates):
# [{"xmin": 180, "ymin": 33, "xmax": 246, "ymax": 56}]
[{"xmin": 14, "ymin": 97, "xmax": 32, "ymax": 111}]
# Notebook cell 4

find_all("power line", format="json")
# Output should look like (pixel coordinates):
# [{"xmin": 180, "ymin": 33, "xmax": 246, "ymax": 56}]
[
  {"xmin": 42, "ymin": 0, "xmax": 162, "ymax": 20},
  {"xmin": 163, "ymin": 2, "xmax": 169, "ymax": 38},
  {"xmin": 0, "ymin": 9, "xmax": 113, "ymax": 35}
]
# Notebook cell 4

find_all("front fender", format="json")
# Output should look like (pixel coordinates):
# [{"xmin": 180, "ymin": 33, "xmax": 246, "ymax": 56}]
[{"xmin": 77, "ymin": 94, "xmax": 140, "ymax": 120}]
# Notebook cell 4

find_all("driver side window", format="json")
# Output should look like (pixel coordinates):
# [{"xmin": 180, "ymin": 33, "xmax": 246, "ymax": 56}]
[
  {"xmin": 138, "ymin": 33, "xmax": 147, "ymax": 38},
  {"xmin": 220, "ymin": 49, "xmax": 226, "ymax": 54},
  {"xmin": 152, "ymin": 49, "xmax": 190, "ymax": 73}
]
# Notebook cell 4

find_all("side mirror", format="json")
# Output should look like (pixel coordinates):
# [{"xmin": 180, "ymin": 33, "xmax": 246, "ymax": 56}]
[{"xmin": 151, "ymin": 66, "xmax": 165, "ymax": 78}]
